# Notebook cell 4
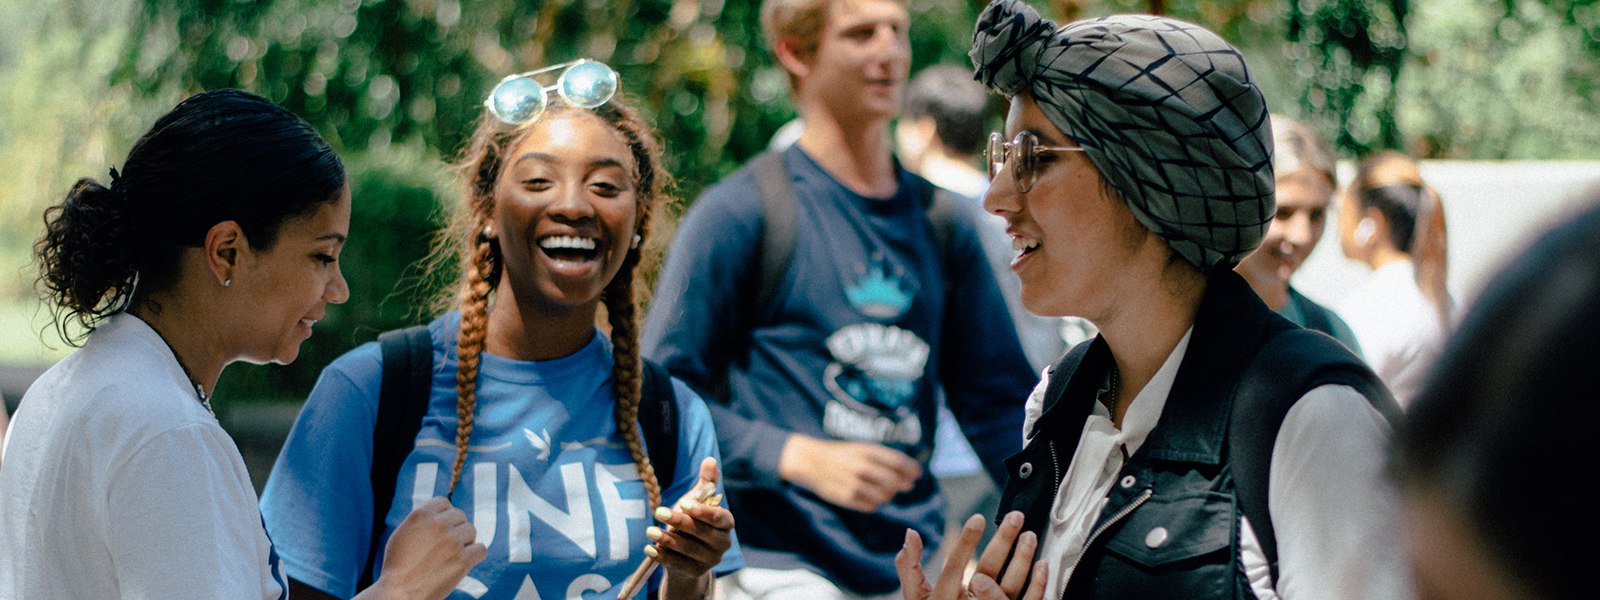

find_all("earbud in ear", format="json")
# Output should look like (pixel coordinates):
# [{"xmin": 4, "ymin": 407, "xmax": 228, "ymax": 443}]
[{"xmin": 1354, "ymin": 218, "xmax": 1376, "ymax": 246}]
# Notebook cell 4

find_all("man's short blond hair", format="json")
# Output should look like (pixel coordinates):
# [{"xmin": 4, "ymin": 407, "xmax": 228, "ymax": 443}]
[
  {"xmin": 762, "ymin": 0, "xmax": 908, "ymax": 90},
  {"xmin": 761, "ymin": 0, "xmax": 832, "ymax": 59}
]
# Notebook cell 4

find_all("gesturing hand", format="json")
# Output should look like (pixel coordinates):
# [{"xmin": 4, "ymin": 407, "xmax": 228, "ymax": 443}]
[
  {"xmin": 778, "ymin": 434, "xmax": 922, "ymax": 512},
  {"xmin": 895, "ymin": 511, "xmax": 1048, "ymax": 600},
  {"xmin": 648, "ymin": 458, "xmax": 736, "ymax": 579},
  {"xmin": 364, "ymin": 496, "xmax": 487, "ymax": 600}
]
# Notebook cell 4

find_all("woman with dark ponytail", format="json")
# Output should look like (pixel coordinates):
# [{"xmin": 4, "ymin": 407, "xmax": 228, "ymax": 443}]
[
  {"xmin": 0, "ymin": 89, "xmax": 485, "ymax": 599},
  {"xmin": 1336, "ymin": 150, "xmax": 1454, "ymax": 408},
  {"xmin": 260, "ymin": 62, "xmax": 740, "ymax": 600}
]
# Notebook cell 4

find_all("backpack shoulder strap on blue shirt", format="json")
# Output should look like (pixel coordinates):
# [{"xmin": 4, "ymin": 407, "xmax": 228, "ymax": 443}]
[
  {"xmin": 747, "ymin": 149, "xmax": 957, "ymax": 324},
  {"xmin": 358, "ymin": 324, "xmax": 679, "ymax": 589}
]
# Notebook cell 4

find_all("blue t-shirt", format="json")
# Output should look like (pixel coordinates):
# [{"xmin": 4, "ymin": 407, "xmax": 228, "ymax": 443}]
[
  {"xmin": 641, "ymin": 147, "xmax": 1033, "ymax": 594},
  {"xmin": 260, "ymin": 314, "xmax": 742, "ymax": 600}
]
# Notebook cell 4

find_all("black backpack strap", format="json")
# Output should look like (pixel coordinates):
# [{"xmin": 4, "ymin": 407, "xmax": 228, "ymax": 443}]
[
  {"xmin": 1229, "ymin": 328, "xmax": 1398, "ymax": 585},
  {"xmin": 638, "ymin": 358, "xmax": 680, "ymax": 491},
  {"xmin": 750, "ymin": 150, "xmax": 962, "ymax": 322},
  {"xmin": 750, "ymin": 150, "xmax": 799, "ymax": 325},
  {"xmin": 921, "ymin": 182, "xmax": 957, "ymax": 278},
  {"xmin": 360, "ymin": 325, "xmax": 435, "ymax": 590}
]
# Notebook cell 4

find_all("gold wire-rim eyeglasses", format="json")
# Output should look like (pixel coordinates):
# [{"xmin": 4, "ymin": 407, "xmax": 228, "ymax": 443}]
[{"xmin": 985, "ymin": 131, "xmax": 1086, "ymax": 193}]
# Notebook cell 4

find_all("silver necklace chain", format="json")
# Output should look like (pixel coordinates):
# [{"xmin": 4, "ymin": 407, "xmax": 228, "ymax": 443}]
[{"xmin": 149, "ymin": 327, "xmax": 215, "ymax": 417}]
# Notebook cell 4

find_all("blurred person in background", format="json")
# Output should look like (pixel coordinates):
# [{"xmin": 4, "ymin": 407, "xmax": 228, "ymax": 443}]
[
  {"xmin": 896, "ymin": 62, "xmax": 1065, "ymax": 560},
  {"xmin": 643, "ymin": 0, "xmax": 1037, "ymax": 597},
  {"xmin": 897, "ymin": 64, "xmax": 991, "ymax": 200},
  {"xmin": 1234, "ymin": 115, "xmax": 1362, "ymax": 356},
  {"xmin": 0, "ymin": 89, "xmax": 483, "ymax": 600},
  {"xmin": 896, "ymin": 2, "xmax": 1409, "ymax": 598},
  {"xmin": 259, "ymin": 65, "xmax": 740, "ymax": 600},
  {"xmin": 1392, "ymin": 196, "xmax": 1600, "ymax": 600},
  {"xmin": 1337, "ymin": 150, "xmax": 1453, "ymax": 408},
  {"xmin": 898, "ymin": 63, "xmax": 1066, "ymax": 371}
]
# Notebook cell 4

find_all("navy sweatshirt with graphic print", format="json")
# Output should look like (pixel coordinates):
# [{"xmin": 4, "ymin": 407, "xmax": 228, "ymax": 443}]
[{"xmin": 642, "ymin": 146, "xmax": 1034, "ymax": 595}]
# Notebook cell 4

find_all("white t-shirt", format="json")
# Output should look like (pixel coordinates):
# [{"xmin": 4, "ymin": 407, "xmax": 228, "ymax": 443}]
[
  {"xmin": 1337, "ymin": 260, "xmax": 1447, "ymax": 408},
  {"xmin": 1022, "ymin": 329, "xmax": 1412, "ymax": 600},
  {"xmin": 0, "ymin": 314, "xmax": 285, "ymax": 600}
]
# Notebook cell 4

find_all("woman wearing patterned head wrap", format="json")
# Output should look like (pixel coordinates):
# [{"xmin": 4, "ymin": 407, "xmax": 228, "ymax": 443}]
[{"xmin": 893, "ymin": 2, "xmax": 1413, "ymax": 599}]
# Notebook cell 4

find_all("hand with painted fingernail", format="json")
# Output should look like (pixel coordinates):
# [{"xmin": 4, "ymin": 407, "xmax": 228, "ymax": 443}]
[
  {"xmin": 618, "ymin": 457, "xmax": 734, "ymax": 600},
  {"xmin": 653, "ymin": 459, "xmax": 734, "ymax": 587}
]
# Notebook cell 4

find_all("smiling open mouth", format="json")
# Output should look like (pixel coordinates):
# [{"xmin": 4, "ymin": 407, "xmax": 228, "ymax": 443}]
[
  {"xmin": 1011, "ymin": 236, "xmax": 1040, "ymax": 264},
  {"xmin": 538, "ymin": 235, "xmax": 601, "ymax": 265}
]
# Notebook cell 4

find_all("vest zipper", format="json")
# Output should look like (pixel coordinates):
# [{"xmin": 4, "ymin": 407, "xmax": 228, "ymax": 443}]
[
  {"xmin": 1049, "ymin": 440, "xmax": 1063, "ymax": 492},
  {"xmin": 1063, "ymin": 487, "xmax": 1154, "ymax": 584}
]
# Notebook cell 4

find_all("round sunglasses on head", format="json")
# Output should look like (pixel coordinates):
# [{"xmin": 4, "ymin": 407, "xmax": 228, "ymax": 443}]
[
  {"xmin": 486, "ymin": 60, "xmax": 619, "ymax": 125},
  {"xmin": 986, "ymin": 131, "xmax": 1086, "ymax": 193}
]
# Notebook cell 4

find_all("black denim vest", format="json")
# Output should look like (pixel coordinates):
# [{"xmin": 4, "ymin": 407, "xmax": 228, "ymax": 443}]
[{"xmin": 996, "ymin": 272, "xmax": 1397, "ymax": 599}]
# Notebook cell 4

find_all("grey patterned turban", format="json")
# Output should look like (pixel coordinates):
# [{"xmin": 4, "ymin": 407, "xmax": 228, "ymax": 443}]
[{"xmin": 970, "ymin": 0, "xmax": 1274, "ymax": 270}]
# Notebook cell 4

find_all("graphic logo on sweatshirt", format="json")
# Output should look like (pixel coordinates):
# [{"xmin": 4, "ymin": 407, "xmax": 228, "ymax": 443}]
[
  {"xmin": 845, "ymin": 258, "xmax": 914, "ymax": 319},
  {"xmin": 820, "ymin": 322, "xmax": 927, "ymax": 446}
]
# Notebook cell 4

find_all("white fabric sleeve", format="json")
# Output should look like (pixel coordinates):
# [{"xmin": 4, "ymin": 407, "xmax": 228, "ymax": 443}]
[
  {"xmin": 1269, "ymin": 384, "xmax": 1414, "ymax": 600},
  {"xmin": 107, "ymin": 423, "xmax": 280, "ymax": 600}
]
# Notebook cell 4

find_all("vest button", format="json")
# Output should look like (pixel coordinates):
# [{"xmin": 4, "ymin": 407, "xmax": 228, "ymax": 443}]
[
  {"xmin": 1018, "ymin": 462, "xmax": 1033, "ymax": 479},
  {"xmin": 1144, "ymin": 526, "xmax": 1169, "ymax": 549},
  {"xmin": 1120, "ymin": 475, "xmax": 1136, "ymax": 489}
]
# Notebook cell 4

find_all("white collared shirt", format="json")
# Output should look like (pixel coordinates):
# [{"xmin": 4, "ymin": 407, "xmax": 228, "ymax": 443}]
[{"xmin": 1021, "ymin": 330, "xmax": 1412, "ymax": 600}]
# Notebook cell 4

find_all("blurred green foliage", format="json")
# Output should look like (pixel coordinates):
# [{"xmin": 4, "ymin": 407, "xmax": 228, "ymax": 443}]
[{"xmin": 4, "ymin": 0, "xmax": 1600, "ymax": 405}]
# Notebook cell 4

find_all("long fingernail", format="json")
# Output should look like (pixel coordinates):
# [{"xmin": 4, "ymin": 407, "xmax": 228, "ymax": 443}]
[
  {"xmin": 646, "ymin": 527, "xmax": 663, "ymax": 541},
  {"xmin": 678, "ymin": 498, "xmax": 697, "ymax": 510},
  {"xmin": 643, "ymin": 545, "xmax": 659, "ymax": 558},
  {"xmin": 654, "ymin": 506, "xmax": 673, "ymax": 521}
]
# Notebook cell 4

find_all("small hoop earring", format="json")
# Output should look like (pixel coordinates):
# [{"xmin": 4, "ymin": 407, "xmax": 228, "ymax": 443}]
[{"xmin": 631, "ymin": 234, "xmax": 641, "ymax": 249}]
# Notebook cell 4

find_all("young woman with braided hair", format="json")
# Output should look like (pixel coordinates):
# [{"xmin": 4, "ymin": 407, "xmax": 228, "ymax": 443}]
[{"xmin": 261, "ymin": 63, "xmax": 740, "ymax": 600}]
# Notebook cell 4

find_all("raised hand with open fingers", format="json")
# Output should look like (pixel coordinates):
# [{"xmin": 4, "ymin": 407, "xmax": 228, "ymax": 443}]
[{"xmin": 895, "ymin": 511, "xmax": 1048, "ymax": 600}]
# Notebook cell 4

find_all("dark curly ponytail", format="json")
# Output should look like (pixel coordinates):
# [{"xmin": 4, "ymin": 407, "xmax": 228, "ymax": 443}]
[
  {"xmin": 35, "ymin": 177, "xmax": 141, "ymax": 341},
  {"xmin": 33, "ymin": 89, "xmax": 345, "ymax": 344}
]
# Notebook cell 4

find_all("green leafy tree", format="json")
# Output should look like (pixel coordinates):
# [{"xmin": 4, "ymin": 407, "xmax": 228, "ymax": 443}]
[
  {"xmin": 7, "ymin": 0, "xmax": 1600, "ymax": 403},
  {"xmin": 90, "ymin": 0, "xmax": 996, "ymax": 402}
]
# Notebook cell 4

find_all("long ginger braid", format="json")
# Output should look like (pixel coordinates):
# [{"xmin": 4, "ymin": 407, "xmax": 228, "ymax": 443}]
[
  {"xmin": 447, "ymin": 234, "xmax": 497, "ymax": 495},
  {"xmin": 594, "ymin": 99, "xmax": 666, "ymax": 513},
  {"xmin": 604, "ymin": 252, "xmax": 661, "ymax": 512}
]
